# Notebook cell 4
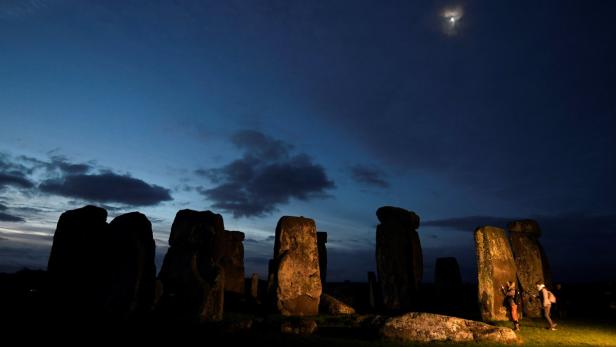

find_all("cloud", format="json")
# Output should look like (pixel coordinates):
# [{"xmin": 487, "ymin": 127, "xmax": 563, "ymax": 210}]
[
  {"xmin": 0, "ymin": 0, "xmax": 50, "ymax": 19},
  {"xmin": 197, "ymin": 130, "xmax": 335, "ymax": 218},
  {"xmin": 46, "ymin": 155, "xmax": 93, "ymax": 175},
  {"xmin": 423, "ymin": 213, "xmax": 616, "ymax": 237},
  {"xmin": 0, "ymin": 212, "xmax": 25, "ymax": 222},
  {"xmin": 422, "ymin": 213, "xmax": 616, "ymax": 282},
  {"xmin": 0, "ymin": 172, "xmax": 34, "ymax": 190},
  {"xmin": 0, "ymin": 203, "xmax": 25, "ymax": 221},
  {"xmin": 423, "ymin": 216, "xmax": 515, "ymax": 231},
  {"xmin": 0, "ymin": 151, "xmax": 173, "ymax": 207},
  {"xmin": 0, "ymin": 153, "xmax": 35, "ymax": 190},
  {"xmin": 350, "ymin": 164, "xmax": 389, "ymax": 188},
  {"xmin": 39, "ymin": 172, "xmax": 172, "ymax": 206}
]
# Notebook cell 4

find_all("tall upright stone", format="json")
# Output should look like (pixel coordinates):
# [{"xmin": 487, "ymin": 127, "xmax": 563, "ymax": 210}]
[
  {"xmin": 268, "ymin": 216, "xmax": 322, "ymax": 316},
  {"xmin": 158, "ymin": 209, "xmax": 226, "ymax": 321},
  {"xmin": 250, "ymin": 273, "xmax": 260, "ymax": 300},
  {"xmin": 367, "ymin": 271, "xmax": 381, "ymax": 310},
  {"xmin": 375, "ymin": 206, "xmax": 423, "ymax": 310},
  {"xmin": 434, "ymin": 257, "xmax": 463, "ymax": 310},
  {"xmin": 317, "ymin": 231, "xmax": 328, "ymax": 289},
  {"xmin": 221, "ymin": 230, "xmax": 245, "ymax": 294},
  {"xmin": 107, "ymin": 212, "xmax": 156, "ymax": 318},
  {"xmin": 508, "ymin": 219, "xmax": 551, "ymax": 318},
  {"xmin": 47, "ymin": 205, "xmax": 110, "ymax": 313},
  {"xmin": 474, "ymin": 226, "xmax": 517, "ymax": 321}
]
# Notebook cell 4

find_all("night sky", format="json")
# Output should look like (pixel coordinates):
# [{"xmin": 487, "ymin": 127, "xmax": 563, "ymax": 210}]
[{"xmin": 1, "ymin": 1, "xmax": 615, "ymax": 283}]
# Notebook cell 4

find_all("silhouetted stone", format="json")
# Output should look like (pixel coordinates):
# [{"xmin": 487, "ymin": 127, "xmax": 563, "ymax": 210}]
[
  {"xmin": 317, "ymin": 231, "xmax": 328, "ymax": 289},
  {"xmin": 474, "ymin": 226, "xmax": 517, "ymax": 321},
  {"xmin": 268, "ymin": 216, "xmax": 322, "ymax": 316},
  {"xmin": 508, "ymin": 219, "xmax": 551, "ymax": 318},
  {"xmin": 320, "ymin": 293, "xmax": 356, "ymax": 315},
  {"xmin": 157, "ymin": 209, "xmax": 226, "ymax": 321},
  {"xmin": 434, "ymin": 257, "xmax": 463, "ymax": 310},
  {"xmin": 280, "ymin": 319, "xmax": 318, "ymax": 335},
  {"xmin": 221, "ymin": 230, "xmax": 245, "ymax": 294},
  {"xmin": 202, "ymin": 265, "xmax": 225, "ymax": 321},
  {"xmin": 107, "ymin": 212, "xmax": 156, "ymax": 319},
  {"xmin": 367, "ymin": 271, "xmax": 381, "ymax": 310},
  {"xmin": 375, "ymin": 206, "xmax": 422, "ymax": 310},
  {"xmin": 47, "ymin": 205, "xmax": 110, "ymax": 313},
  {"xmin": 378, "ymin": 312, "xmax": 519, "ymax": 343},
  {"xmin": 376, "ymin": 206, "xmax": 420, "ymax": 228},
  {"xmin": 250, "ymin": 273, "xmax": 259, "ymax": 300}
]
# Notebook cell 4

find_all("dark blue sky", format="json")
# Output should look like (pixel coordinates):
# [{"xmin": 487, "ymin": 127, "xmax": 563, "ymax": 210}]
[{"xmin": 1, "ymin": 0, "xmax": 615, "ymax": 282}]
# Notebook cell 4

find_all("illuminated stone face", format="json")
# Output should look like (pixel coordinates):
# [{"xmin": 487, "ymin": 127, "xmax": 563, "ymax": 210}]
[
  {"xmin": 269, "ymin": 216, "xmax": 322, "ymax": 316},
  {"xmin": 508, "ymin": 219, "xmax": 551, "ymax": 318},
  {"xmin": 220, "ymin": 230, "xmax": 246, "ymax": 294},
  {"xmin": 474, "ymin": 225, "xmax": 518, "ymax": 322}
]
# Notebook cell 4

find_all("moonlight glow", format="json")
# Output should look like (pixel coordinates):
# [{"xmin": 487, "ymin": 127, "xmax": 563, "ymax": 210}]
[{"xmin": 442, "ymin": 7, "xmax": 463, "ymax": 35}]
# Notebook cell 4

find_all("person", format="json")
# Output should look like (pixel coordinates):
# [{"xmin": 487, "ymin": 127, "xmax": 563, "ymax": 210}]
[
  {"xmin": 501, "ymin": 281, "xmax": 520, "ymax": 331},
  {"xmin": 536, "ymin": 282, "xmax": 557, "ymax": 330}
]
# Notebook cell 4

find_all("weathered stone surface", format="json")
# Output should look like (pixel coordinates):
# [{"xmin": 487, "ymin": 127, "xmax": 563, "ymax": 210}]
[
  {"xmin": 317, "ymin": 231, "xmax": 328, "ymax": 289},
  {"xmin": 474, "ymin": 226, "xmax": 517, "ymax": 321},
  {"xmin": 376, "ymin": 206, "xmax": 422, "ymax": 310},
  {"xmin": 508, "ymin": 219, "xmax": 550, "ymax": 318},
  {"xmin": 508, "ymin": 220, "xmax": 541, "ymax": 236},
  {"xmin": 158, "ymin": 209, "xmax": 226, "ymax": 321},
  {"xmin": 280, "ymin": 319, "xmax": 318, "ymax": 335},
  {"xmin": 379, "ymin": 312, "xmax": 519, "ymax": 344},
  {"xmin": 250, "ymin": 273, "xmax": 259, "ymax": 300},
  {"xmin": 221, "ymin": 230, "xmax": 245, "ymax": 294},
  {"xmin": 47, "ymin": 205, "xmax": 110, "ymax": 312},
  {"xmin": 268, "ymin": 216, "xmax": 322, "ymax": 316},
  {"xmin": 320, "ymin": 293, "xmax": 356, "ymax": 315},
  {"xmin": 107, "ymin": 212, "xmax": 156, "ymax": 318},
  {"xmin": 434, "ymin": 257, "xmax": 463, "ymax": 309}
]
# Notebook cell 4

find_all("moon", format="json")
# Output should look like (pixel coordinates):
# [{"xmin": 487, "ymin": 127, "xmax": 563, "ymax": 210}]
[{"xmin": 441, "ymin": 7, "xmax": 463, "ymax": 36}]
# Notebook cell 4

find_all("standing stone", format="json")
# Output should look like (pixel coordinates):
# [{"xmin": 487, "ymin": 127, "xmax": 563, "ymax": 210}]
[
  {"xmin": 317, "ymin": 231, "xmax": 328, "ymax": 289},
  {"xmin": 375, "ymin": 206, "xmax": 423, "ymax": 310},
  {"xmin": 221, "ymin": 230, "xmax": 245, "ymax": 294},
  {"xmin": 268, "ymin": 216, "xmax": 322, "ymax": 316},
  {"xmin": 508, "ymin": 219, "xmax": 551, "ymax": 318},
  {"xmin": 158, "ymin": 209, "xmax": 226, "ymax": 321},
  {"xmin": 47, "ymin": 205, "xmax": 110, "ymax": 314},
  {"xmin": 434, "ymin": 257, "xmax": 463, "ymax": 310},
  {"xmin": 367, "ymin": 271, "xmax": 381, "ymax": 310},
  {"xmin": 107, "ymin": 212, "xmax": 156, "ymax": 318},
  {"xmin": 250, "ymin": 273, "xmax": 259, "ymax": 300},
  {"xmin": 474, "ymin": 226, "xmax": 517, "ymax": 321}
]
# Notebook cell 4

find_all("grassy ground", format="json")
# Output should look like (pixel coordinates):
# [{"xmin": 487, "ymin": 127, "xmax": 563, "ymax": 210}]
[
  {"xmin": 231, "ymin": 316, "xmax": 616, "ymax": 347},
  {"xmin": 495, "ymin": 318, "xmax": 616, "ymax": 347}
]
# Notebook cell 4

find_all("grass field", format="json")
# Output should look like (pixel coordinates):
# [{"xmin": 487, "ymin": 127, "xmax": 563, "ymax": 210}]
[
  {"xmin": 495, "ymin": 318, "xmax": 616, "ymax": 347},
  {"xmin": 234, "ymin": 316, "xmax": 616, "ymax": 347}
]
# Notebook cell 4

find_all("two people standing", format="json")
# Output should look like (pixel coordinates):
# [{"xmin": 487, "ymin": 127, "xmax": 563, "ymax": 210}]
[{"xmin": 502, "ymin": 280, "xmax": 558, "ymax": 331}]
